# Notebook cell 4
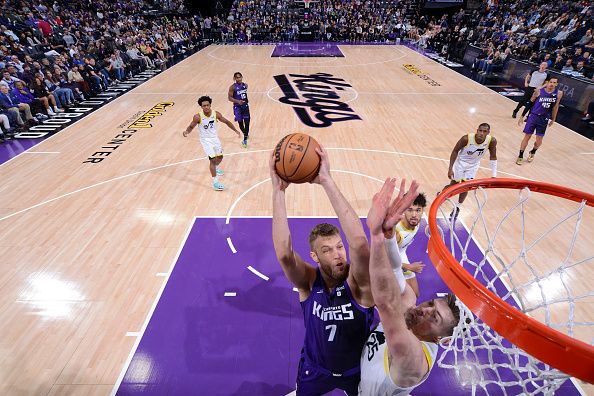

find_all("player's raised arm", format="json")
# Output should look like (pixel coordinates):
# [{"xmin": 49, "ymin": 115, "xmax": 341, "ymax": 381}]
[
  {"xmin": 448, "ymin": 135, "xmax": 468, "ymax": 180},
  {"xmin": 381, "ymin": 179, "xmax": 420, "ymax": 295},
  {"xmin": 366, "ymin": 179, "xmax": 430, "ymax": 387},
  {"xmin": 310, "ymin": 146, "xmax": 371, "ymax": 298},
  {"xmin": 183, "ymin": 114, "xmax": 200, "ymax": 137},
  {"xmin": 270, "ymin": 151, "xmax": 317, "ymax": 294},
  {"xmin": 215, "ymin": 111, "xmax": 241, "ymax": 137}
]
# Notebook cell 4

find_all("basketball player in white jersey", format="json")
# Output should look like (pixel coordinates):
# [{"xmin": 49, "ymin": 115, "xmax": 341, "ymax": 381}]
[
  {"xmin": 392, "ymin": 192, "xmax": 427, "ymax": 297},
  {"xmin": 183, "ymin": 95, "xmax": 241, "ymax": 191},
  {"xmin": 441, "ymin": 123, "xmax": 497, "ymax": 220},
  {"xmin": 360, "ymin": 178, "xmax": 460, "ymax": 396}
]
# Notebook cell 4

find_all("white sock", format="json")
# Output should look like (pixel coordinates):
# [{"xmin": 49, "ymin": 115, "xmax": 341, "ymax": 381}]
[{"xmin": 212, "ymin": 176, "xmax": 218, "ymax": 184}]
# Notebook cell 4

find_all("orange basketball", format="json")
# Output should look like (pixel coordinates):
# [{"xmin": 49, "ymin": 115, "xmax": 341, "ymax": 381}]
[{"xmin": 274, "ymin": 133, "xmax": 321, "ymax": 183}]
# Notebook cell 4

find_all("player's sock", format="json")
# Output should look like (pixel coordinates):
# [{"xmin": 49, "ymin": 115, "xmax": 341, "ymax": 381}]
[
  {"xmin": 213, "ymin": 176, "xmax": 219, "ymax": 184},
  {"xmin": 238, "ymin": 121, "xmax": 246, "ymax": 136},
  {"xmin": 518, "ymin": 150, "xmax": 524, "ymax": 158},
  {"xmin": 243, "ymin": 119, "xmax": 250, "ymax": 141},
  {"xmin": 530, "ymin": 148, "xmax": 537, "ymax": 154}
]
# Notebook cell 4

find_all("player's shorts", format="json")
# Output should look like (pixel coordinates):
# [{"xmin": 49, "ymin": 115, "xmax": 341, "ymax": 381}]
[
  {"xmin": 296, "ymin": 357, "xmax": 359, "ymax": 396},
  {"xmin": 452, "ymin": 162, "xmax": 479, "ymax": 182},
  {"xmin": 233, "ymin": 104, "xmax": 250, "ymax": 122},
  {"xmin": 523, "ymin": 114, "xmax": 548, "ymax": 136},
  {"xmin": 200, "ymin": 137, "xmax": 223, "ymax": 159},
  {"xmin": 403, "ymin": 269, "xmax": 416, "ymax": 280}
]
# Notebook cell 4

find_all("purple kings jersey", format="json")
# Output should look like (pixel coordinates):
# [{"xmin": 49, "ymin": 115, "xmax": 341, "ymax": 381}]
[
  {"xmin": 531, "ymin": 87, "xmax": 558, "ymax": 118},
  {"xmin": 300, "ymin": 268, "xmax": 375, "ymax": 374},
  {"xmin": 232, "ymin": 82, "xmax": 248, "ymax": 105}
]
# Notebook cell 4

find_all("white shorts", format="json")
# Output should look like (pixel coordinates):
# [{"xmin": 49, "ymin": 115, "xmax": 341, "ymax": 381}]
[
  {"xmin": 452, "ymin": 163, "xmax": 479, "ymax": 182},
  {"xmin": 200, "ymin": 137, "xmax": 223, "ymax": 159}
]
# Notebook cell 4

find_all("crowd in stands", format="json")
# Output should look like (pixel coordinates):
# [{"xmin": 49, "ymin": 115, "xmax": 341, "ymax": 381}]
[
  {"xmin": 219, "ymin": 0, "xmax": 593, "ymax": 80},
  {"xmin": 0, "ymin": 0, "xmax": 206, "ymax": 142},
  {"xmin": 221, "ymin": 0, "xmax": 421, "ymax": 43},
  {"xmin": 429, "ymin": 0, "xmax": 594, "ymax": 80}
]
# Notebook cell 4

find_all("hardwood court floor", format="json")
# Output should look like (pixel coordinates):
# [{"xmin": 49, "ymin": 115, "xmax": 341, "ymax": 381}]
[{"xmin": 0, "ymin": 45, "xmax": 592, "ymax": 395}]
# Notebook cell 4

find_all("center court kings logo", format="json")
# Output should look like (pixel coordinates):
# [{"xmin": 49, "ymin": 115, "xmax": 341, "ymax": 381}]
[{"xmin": 271, "ymin": 72, "xmax": 361, "ymax": 128}]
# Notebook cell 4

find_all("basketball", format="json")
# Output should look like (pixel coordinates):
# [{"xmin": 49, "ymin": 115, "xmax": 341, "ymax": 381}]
[{"xmin": 274, "ymin": 133, "xmax": 321, "ymax": 183}]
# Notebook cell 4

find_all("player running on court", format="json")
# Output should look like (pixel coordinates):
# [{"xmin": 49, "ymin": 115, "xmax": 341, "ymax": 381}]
[
  {"xmin": 441, "ymin": 123, "xmax": 497, "ymax": 220},
  {"xmin": 228, "ymin": 72, "xmax": 251, "ymax": 148},
  {"xmin": 516, "ymin": 77, "xmax": 563, "ymax": 165},
  {"xmin": 183, "ymin": 95, "xmax": 241, "ymax": 191}
]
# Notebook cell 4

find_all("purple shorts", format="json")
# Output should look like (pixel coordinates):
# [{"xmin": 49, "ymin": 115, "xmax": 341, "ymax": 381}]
[
  {"xmin": 296, "ymin": 357, "xmax": 359, "ymax": 396},
  {"xmin": 233, "ymin": 104, "xmax": 250, "ymax": 122},
  {"xmin": 523, "ymin": 113, "xmax": 548, "ymax": 136}
]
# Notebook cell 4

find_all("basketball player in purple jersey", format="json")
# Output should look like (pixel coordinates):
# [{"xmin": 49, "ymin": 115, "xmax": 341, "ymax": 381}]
[
  {"xmin": 228, "ymin": 72, "xmax": 251, "ymax": 148},
  {"xmin": 269, "ymin": 146, "xmax": 419, "ymax": 395},
  {"xmin": 516, "ymin": 77, "xmax": 563, "ymax": 165}
]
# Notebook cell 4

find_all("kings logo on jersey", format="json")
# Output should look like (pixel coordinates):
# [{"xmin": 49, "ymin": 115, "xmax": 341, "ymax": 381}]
[{"xmin": 313, "ymin": 301, "xmax": 355, "ymax": 321}]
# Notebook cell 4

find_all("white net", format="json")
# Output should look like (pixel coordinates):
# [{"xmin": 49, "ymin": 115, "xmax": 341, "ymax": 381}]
[{"xmin": 433, "ymin": 185, "xmax": 594, "ymax": 395}]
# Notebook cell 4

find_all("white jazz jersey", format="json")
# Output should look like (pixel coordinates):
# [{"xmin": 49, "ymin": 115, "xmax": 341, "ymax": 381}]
[
  {"xmin": 395, "ymin": 221, "xmax": 419, "ymax": 279},
  {"xmin": 198, "ymin": 110, "xmax": 219, "ymax": 140},
  {"xmin": 359, "ymin": 323, "xmax": 438, "ymax": 396},
  {"xmin": 197, "ymin": 110, "xmax": 223, "ymax": 158},
  {"xmin": 452, "ymin": 133, "xmax": 492, "ymax": 181}
]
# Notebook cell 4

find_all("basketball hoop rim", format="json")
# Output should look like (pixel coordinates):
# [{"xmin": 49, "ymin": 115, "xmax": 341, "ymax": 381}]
[{"xmin": 428, "ymin": 177, "xmax": 594, "ymax": 384}]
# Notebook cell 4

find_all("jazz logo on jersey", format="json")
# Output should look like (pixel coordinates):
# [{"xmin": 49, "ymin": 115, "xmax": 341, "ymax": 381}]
[
  {"xmin": 273, "ymin": 72, "xmax": 362, "ymax": 128},
  {"xmin": 204, "ymin": 120, "xmax": 215, "ymax": 130},
  {"xmin": 467, "ymin": 148, "xmax": 485, "ymax": 156},
  {"xmin": 313, "ymin": 301, "xmax": 355, "ymax": 321}
]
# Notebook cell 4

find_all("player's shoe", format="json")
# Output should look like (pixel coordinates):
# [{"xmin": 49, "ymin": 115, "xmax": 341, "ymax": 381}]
[
  {"xmin": 216, "ymin": 168, "xmax": 224, "ymax": 176},
  {"xmin": 527, "ymin": 153, "xmax": 535, "ymax": 163},
  {"xmin": 515, "ymin": 157, "xmax": 523, "ymax": 165},
  {"xmin": 213, "ymin": 181, "xmax": 225, "ymax": 191},
  {"xmin": 241, "ymin": 139, "xmax": 248, "ymax": 148}
]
